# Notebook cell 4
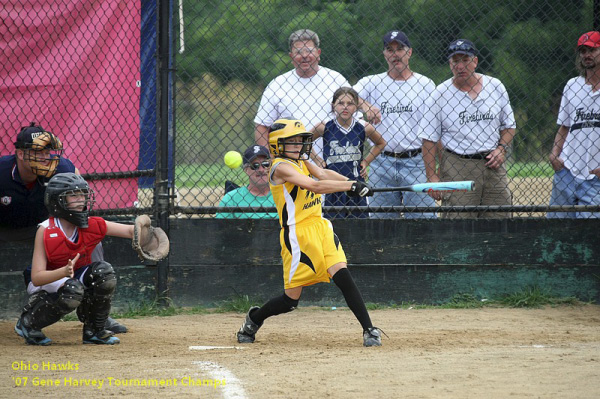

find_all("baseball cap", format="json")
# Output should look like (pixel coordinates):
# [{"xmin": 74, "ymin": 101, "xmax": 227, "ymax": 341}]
[
  {"xmin": 577, "ymin": 31, "xmax": 600, "ymax": 48},
  {"xmin": 383, "ymin": 30, "xmax": 411, "ymax": 48},
  {"xmin": 15, "ymin": 123, "xmax": 53, "ymax": 149},
  {"xmin": 243, "ymin": 145, "xmax": 270, "ymax": 164},
  {"xmin": 447, "ymin": 39, "xmax": 478, "ymax": 59}
]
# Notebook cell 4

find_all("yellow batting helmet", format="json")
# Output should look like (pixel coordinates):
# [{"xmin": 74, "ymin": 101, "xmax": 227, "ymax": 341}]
[{"xmin": 268, "ymin": 119, "xmax": 313, "ymax": 159}]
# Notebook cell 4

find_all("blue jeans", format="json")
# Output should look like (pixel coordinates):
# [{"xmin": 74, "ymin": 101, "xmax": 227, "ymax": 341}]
[
  {"xmin": 548, "ymin": 168, "xmax": 600, "ymax": 219},
  {"xmin": 368, "ymin": 154, "xmax": 436, "ymax": 219}
]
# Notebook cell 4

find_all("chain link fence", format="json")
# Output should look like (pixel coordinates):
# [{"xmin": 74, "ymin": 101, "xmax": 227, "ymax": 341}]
[
  {"xmin": 174, "ymin": 0, "xmax": 599, "ymax": 219},
  {"xmin": 2, "ymin": 0, "xmax": 599, "ymax": 223}
]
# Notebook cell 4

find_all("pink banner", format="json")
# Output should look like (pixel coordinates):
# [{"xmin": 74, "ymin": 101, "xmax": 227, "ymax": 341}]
[{"xmin": 0, "ymin": 0, "xmax": 141, "ymax": 209}]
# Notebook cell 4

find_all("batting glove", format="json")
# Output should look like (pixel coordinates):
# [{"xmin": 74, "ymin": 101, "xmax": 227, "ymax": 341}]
[{"xmin": 347, "ymin": 181, "xmax": 374, "ymax": 197}]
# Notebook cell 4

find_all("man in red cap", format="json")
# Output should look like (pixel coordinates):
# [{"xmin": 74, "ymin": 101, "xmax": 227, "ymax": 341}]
[{"xmin": 547, "ymin": 31, "xmax": 600, "ymax": 218}]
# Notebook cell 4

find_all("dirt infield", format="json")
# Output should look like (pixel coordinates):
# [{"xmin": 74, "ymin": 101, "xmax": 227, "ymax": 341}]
[{"xmin": 2, "ymin": 306, "xmax": 599, "ymax": 398}]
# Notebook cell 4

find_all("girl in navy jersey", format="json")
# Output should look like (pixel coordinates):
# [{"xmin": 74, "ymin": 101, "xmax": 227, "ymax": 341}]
[{"xmin": 311, "ymin": 87, "xmax": 386, "ymax": 218}]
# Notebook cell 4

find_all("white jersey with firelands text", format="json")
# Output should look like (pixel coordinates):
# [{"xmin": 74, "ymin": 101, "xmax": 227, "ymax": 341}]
[
  {"xmin": 354, "ymin": 72, "xmax": 435, "ymax": 152},
  {"xmin": 557, "ymin": 76, "xmax": 600, "ymax": 180},
  {"xmin": 418, "ymin": 75, "xmax": 516, "ymax": 154},
  {"xmin": 254, "ymin": 66, "xmax": 350, "ymax": 156}
]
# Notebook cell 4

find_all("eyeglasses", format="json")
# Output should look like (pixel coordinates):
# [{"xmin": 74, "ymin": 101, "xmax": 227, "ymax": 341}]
[
  {"xmin": 246, "ymin": 161, "xmax": 271, "ymax": 170},
  {"xmin": 290, "ymin": 47, "xmax": 318, "ymax": 55}
]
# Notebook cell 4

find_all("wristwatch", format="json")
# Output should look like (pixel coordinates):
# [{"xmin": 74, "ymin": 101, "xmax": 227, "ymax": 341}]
[{"xmin": 497, "ymin": 143, "xmax": 509, "ymax": 152}]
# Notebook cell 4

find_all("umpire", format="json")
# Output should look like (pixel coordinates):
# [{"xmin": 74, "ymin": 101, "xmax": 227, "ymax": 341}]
[{"xmin": 0, "ymin": 122, "xmax": 127, "ymax": 333}]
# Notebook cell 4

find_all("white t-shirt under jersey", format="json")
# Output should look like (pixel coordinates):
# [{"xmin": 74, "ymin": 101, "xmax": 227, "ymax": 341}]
[
  {"xmin": 418, "ymin": 75, "xmax": 516, "ymax": 154},
  {"xmin": 557, "ymin": 76, "xmax": 600, "ymax": 180},
  {"xmin": 354, "ymin": 72, "xmax": 435, "ymax": 152},
  {"xmin": 254, "ymin": 66, "xmax": 350, "ymax": 156}
]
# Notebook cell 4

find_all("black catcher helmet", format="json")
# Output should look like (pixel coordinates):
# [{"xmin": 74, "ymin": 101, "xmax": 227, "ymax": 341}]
[{"xmin": 44, "ymin": 173, "xmax": 95, "ymax": 228}]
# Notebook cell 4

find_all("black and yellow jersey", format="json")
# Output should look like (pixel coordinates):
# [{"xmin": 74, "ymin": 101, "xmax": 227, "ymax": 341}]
[{"xmin": 269, "ymin": 158, "xmax": 322, "ymax": 228}]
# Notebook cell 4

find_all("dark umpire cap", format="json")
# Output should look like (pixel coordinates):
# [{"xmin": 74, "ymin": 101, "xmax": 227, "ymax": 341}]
[
  {"xmin": 15, "ymin": 123, "xmax": 52, "ymax": 149},
  {"xmin": 383, "ymin": 30, "xmax": 411, "ymax": 48},
  {"xmin": 578, "ymin": 31, "xmax": 600, "ymax": 48},
  {"xmin": 448, "ymin": 39, "xmax": 478, "ymax": 59},
  {"xmin": 243, "ymin": 145, "xmax": 270, "ymax": 164}
]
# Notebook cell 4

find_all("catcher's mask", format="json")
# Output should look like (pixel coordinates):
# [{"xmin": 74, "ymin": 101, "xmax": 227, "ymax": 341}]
[
  {"xmin": 45, "ymin": 173, "xmax": 95, "ymax": 228},
  {"xmin": 268, "ymin": 119, "xmax": 313, "ymax": 160},
  {"xmin": 15, "ymin": 123, "xmax": 64, "ymax": 177}
]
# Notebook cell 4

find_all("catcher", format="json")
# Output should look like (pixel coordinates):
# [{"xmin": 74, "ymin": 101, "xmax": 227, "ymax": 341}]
[
  {"xmin": 15, "ymin": 173, "xmax": 169, "ymax": 345},
  {"xmin": 236, "ymin": 119, "xmax": 383, "ymax": 347}
]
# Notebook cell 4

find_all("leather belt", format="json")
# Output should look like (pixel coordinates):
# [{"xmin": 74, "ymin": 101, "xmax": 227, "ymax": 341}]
[
  {"xmin": 445, "ymin": 148, "xmax": 491, "ymax": 160},
  {"xmin": 383, "ymin": 149, "xmax": 422, "ymax": 159}
]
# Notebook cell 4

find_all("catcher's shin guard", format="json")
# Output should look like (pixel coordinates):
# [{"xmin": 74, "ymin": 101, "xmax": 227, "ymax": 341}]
[
  {"xmin": 80, "ymin": 261, "xmax": 117, "ymax": 340},
  {"xmin": 18, "ymin": 279, "xmax": 84, "ymax": 344},
  {"xmin": 237, "ymin": 306, "xmax": 263, "ymax": 343}
]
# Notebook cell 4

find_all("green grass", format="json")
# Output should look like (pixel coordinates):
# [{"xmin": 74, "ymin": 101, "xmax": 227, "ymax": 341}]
[
  {"xmin": 175, "ymin": 164, "xmax": 247, "ymax": 188},
  {"xmin": 496, "ymin": 286, "xmax": 579, "ymax": 308},
  {"xmin": 60, "ymin": 288, "xmax": 585, "ymax": 322},
  {"xmin": 214, "ymin": 294, "xmax": 263, "ymax": 313},
  {"xmin": 506, "ymin": 162, "xmax": 554, "ymax": 178},
  {"xmin": 173, "ymin": 161, "xmax": 554, "ymax": 189}
]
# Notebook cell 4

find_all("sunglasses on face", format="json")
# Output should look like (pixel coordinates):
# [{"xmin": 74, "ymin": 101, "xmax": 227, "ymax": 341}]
[{"xmin": 246, "ymin": 161, "xmax": 271, "ymax": 170}]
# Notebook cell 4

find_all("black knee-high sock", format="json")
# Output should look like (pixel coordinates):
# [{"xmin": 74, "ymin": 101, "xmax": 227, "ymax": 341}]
[
  {"xmin": 250, "ymin": 293, "xmax": 299, "ymax": 325},
  {"xmin": 333, "ymin": 268, "xmax": 373, "ymax": 331}
]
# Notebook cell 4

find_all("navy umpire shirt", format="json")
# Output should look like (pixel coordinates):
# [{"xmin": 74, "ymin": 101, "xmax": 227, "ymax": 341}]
[{"xmin": 0, "ymin": 154, "xmax": 76, "ymax": 229}]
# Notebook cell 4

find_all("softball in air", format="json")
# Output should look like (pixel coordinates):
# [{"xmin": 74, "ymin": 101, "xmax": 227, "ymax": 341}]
[{"xmin": 224, "ymin": 151, "xmax": 243, "ymax": 169}]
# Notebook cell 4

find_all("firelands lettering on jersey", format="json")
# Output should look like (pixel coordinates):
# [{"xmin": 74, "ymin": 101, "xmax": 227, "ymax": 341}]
[
  {"xmin": 574, "ymin": 108, "xmax": 600, "ymax": 122},
  {"xmin": 459, "ymin": 110, "xmax": 494, "ymax": 124},
  {"xmin": 380, "ymin": 101, "xmax": 413, "ymax": 115}
]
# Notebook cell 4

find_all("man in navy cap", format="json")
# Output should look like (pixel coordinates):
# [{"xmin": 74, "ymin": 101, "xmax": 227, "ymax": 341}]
[
  {"xmin": 216, "ymin": 145, "xmax": 277, "ymax": 219},
  {"xmin": 354, "ymin": 30, "xmax": 437, "ymax": 218},
  {"xmin": 1, "ymin": 122, "xmax": 128, "ymax": 334},
  {"xmin": 419, "ymin": 39, "xmax": 516, "ymax": 218},
  {"xmin": 0, "ymin": 123, "xmax": 77, "ymax": 240}
]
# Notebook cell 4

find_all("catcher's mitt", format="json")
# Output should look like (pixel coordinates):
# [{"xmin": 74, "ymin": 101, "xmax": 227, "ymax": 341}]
[{"xmin": 132, "ymin": 215, "xmax": 170, "ymax": 262}]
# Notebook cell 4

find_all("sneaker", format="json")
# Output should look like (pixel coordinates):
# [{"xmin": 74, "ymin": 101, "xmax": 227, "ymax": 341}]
[
  {"xmin": 15, "ymin": 318, "xmax": 52, "ymax": 346},
  {"xmin": 83, "ymin": 328, "xmax": 120, "ymax": 345},
  {"xmin": 236, "ymin": 306, "xmax": 262, "ymax": 343},
  {"xmin": 105, "ymin": 317, "xmax": 128, "ymax": 334},
  {"xmin": 363, "ymin": 327, "xmax": 382, "ymax": 347}
]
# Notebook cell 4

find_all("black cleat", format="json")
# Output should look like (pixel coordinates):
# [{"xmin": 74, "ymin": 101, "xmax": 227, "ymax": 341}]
[
  {"xmin": 236, "ymin": 306, "xmax": 262, "ymax": 343},
  {"xmin": 105, "ymin": 317, "xmax": 128, "ymax": 334},
  {"xmin": 15, "ymin": 318, "xmax": 52, "ymax": 346},
  {"xmin": 363, "ymin": 327, "xmax": 383, "ymax": 347}
]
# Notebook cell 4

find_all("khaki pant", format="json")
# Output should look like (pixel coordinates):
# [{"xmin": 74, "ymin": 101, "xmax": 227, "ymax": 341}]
[{"xmin": 440, "ymin": 151, "xmax": 512, "ymax": 219}]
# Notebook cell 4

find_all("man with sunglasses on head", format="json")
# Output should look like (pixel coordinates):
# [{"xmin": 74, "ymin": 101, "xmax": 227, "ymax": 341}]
[
  {"xmin": 419, "ymin": 39, "xmax": 516, "ymax": 219},
  {"xmin": 0, "ymin": 122, "xmax": 128, "ymax": 334},
  {"xmin": 354, "ymin": 30, "xmax": 437, "ymax": 219},
  {"xmin": 216, "ymin": 145, "xmax": 277, "ymax": 219}
]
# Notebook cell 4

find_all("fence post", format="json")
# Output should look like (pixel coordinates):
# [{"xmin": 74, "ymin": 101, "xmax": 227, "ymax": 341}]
[
  {"xmin": 596, "ymin": 0, "xmax": 600, "ymax": 31},
  {"xmin": 155, "ymin": 0, "xmax": 172, "ymax": 305}
]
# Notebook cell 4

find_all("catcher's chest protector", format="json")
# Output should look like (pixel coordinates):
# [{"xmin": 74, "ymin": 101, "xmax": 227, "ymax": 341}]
[{"xmin": 44, "ymin": 217, "xmax": 107, "ymax": 271}]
